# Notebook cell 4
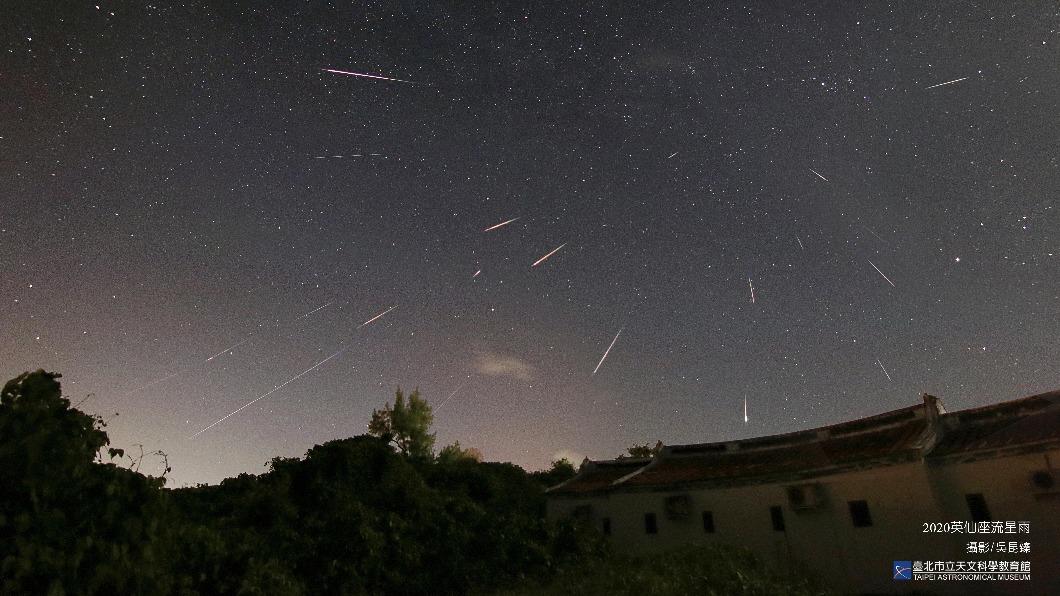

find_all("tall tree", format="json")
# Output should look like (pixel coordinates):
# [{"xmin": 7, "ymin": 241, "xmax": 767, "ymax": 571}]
[{"xmin": 367, "ymin": 388, "xmax": 436, "ymax": 459}]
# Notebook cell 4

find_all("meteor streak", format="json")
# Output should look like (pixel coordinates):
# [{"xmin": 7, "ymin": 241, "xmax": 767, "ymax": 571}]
[
  {"xmin": 867, "ymin": 259, "xmax": 896, "ymax": 287},
  {"xmin": 748, "ymin": 277, "xmax": 756, "ymax": 303},
  {"xmin": 472, "ymin": 269, "xmax": 481, "ymax": 278},
  {"xmin": 796, "ymin": 235, "xmax": 805, "ymax": 250},
  {"xmin": 205, "ymin": 338, "xmax": 250, "ymax": 362},
  {"xmin": 592, "ymin": 328, "xmax": 623, "ymax": 375},
  {"xmin": 809, "ymin": 168, "xmax": 829, "ymax": 182},
  {"xmin": 925, "ymin": 76, "xmax": 968, "ymax": 89},
  {"xmin": 436, "ymin": 378, "xmax": 469, "ymax": 411},
  {"xmin": 297, "ymin": 302, "xmax": 332, "ymax": 320},
  {"xmin": 321, "ymin": 68, "xmax": 418, "ymax": 84},
  {"xmin": 744, "ymin": 396, "xmax": 749, "ymax": 424},
  {"xmin": 877, "ymin": 359, "xmax": 893, "ymax": 382},
  {"xmin": 667, "ymin": 152, "xmax": 678, "ymax": 159},
  {"xmin": 358, "ymin": 305, "xmax": 398, "ymax": 328},
  {"xmin": 483, "ymin": 217, "xmax": 520, "ymax": 232},
  {"xmin": 532, "ymin": 243, "xmax": 567, "ymax": 267},
  {"xmin": 189, "ymin": 349, "xmax": 346, "ymax": 438}
]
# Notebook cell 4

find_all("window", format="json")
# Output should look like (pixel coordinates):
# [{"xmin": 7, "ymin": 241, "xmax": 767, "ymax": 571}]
[
  {"xmin": 770, "ymin": 506, "xmax": 785, "ymax": 532},
  {"xmin": 702, "ymin": 511, "xmax": 715, "ymax": 533},
  {"xmin": 644, "ymin": 512, "xmax": 658, "ymax": 534},
  {"xmin": 848, "ymin": 500, "xmax": 873, "ymax": 527},
  {"xmin": 966, "ymin": 493, "xmax": 991, "ymax": 522},
  {"xmin": 602, "ymin": 517, "xmax": 611, "ymax": 536}
]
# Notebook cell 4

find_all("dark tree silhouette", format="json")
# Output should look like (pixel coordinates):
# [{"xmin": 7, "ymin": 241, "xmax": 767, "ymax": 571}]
[{"xmin": 367, "ymin": 387, "xmax": 436, "ymax": 459}]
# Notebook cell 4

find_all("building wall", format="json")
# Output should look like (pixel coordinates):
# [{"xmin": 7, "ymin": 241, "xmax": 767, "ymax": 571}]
[{"xmin": 548, "ymin": 449, "xmax": 1060, "ymax": 594}]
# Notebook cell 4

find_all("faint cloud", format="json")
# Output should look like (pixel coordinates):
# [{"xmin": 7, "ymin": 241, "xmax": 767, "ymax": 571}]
[{"xmin": 475, "ymin": 351, "xmax": 533, "ymax": 381}]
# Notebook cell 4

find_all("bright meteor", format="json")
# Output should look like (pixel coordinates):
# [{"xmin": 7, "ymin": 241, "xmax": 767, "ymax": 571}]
[
  {"xmin": 359, "ymin": 305, "xmax": 398, "ymax": 328},
  {"xmin": 868, "ymin": 259, "xmax": 897, "ymax": 287},
  {"xmin": 483, "ymin": 217, "xmax": 520, "ymax": 232},
  {"xmin": 925, "ymin": 76, "xmax": 968, "ymax": 89},
  {"xmin": 532, "ymin": 243, "xmax": 567, "ymax": 267},
  {"xmin": 592, "ymin": 328, "xmax": 623, "ymax": 375},
  {"xmin": 189, "ymin": 349, "xmax": 346, "ymax": 438}
]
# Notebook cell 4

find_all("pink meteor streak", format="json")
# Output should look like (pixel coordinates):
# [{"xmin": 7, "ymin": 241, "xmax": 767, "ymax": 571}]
[
  {"xmin": 483, "ymin": 216, "xmax": 521, "ymax": 232},
  {"xmin": 358, "ymin": 305, "xmax": 398, "ymax": 328},
  {"xmin": 532, "ymin": 243, "xmax": 567, "ymax": 267}
]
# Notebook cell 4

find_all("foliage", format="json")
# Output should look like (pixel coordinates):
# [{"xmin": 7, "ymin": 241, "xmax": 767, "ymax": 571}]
[
  {"xmin": 13, "ymin": 371, "xmax": 788, "ymax": 595},
  {"xmin": 438, "ymin": 440, "xmax": 483, "ymax": 463},
  {"xmin": 529, "ymin": 457, "xmax": 578, "ymax": 489},
  {"xmin": 0, "ymin": 370, "xmax": 171, "ymax": 595},
  {"xmin": 497, "ymin": 543, "xmax": 828, "ymax": 596},
  {"xmin": 620, "ymin": 441, "xmax": 662, "ymax": 459},
  {"xmin": 367, "ymin": 387, "xmax": 436, "ymax": 459}
]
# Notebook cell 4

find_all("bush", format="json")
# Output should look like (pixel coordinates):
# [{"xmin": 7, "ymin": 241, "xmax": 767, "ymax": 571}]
[{"xmin": 496, "ymin": 543, "xmax": 829, "ymax": 596}]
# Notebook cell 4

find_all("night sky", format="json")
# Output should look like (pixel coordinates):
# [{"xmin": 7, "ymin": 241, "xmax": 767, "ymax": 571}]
[{"xmin": 3, "ymin": 2, "xmax": 1058, "ymax": 486}]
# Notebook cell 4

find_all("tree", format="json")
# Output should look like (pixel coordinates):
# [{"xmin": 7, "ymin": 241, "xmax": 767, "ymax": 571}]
[
  {"xmin": 530, "ymin": 457, "xmax": 578, "ymax": 488},
  {"xmin": 0, "ymin": 370, "xmax": 169, "ymax": 594},
  {"xmin": 621, "ymin": 441, "xmax": 663, "ymax": 459},
  {"xmin": 437, "ymin": 441, "xmax": 483, "ymax": 464},
  {"xmin": 367, "ymin": 387, "xmax": 436, "ymax": 459}
]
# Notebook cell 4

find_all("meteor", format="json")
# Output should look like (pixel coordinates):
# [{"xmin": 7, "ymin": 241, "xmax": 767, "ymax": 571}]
[
  {"xmin": 436, "ymin": 378, "xmax": 469, "ymax": 411},
  {"xmin": 472, "ymin": 269, "xmax": 482, "ymax": 278},
  {"xmin": 925, "ymin": 76, "xmax": 968, "ymax": 89},
  {"xmin": 809, "ymin": 168, "xmax": 829, "ymax": 182},
  {"xmin": 322, "ymin": 68, "xmax": 418, "ymax": 84},
  {"xmin": 189, "ymin": 348, "xmax": 346, "ymax": 438},
  {"xmin": 667, "ymin": 152, "xmax": 678, "ymax": 159},
  {"xmin": 359, "ymin": 305, "xmax": 398, "ymax": 328},
  {"xmin": 744, "ymin": 396, "xmax": 749, "ymax": 424},
  {"xmin": 592, "ymin": 328, "xmax": 623, "ymax": 375},
  {"xmin": 867, "ymin": 259, "xmax": 896, "ymax": 287},
  {"xmin": 297, "ymin": 301, "xmax": 332, "ymax": 320},
  {"xmin": 204, "ymin": 338, "xmax": 250, "ymax": 362},
  {"xmin": 748, "ymin": 277, "xmax": 756, "ymax": 304},
  {"xmin": 796, "ymin": 235, "xmax": 805, "ymax": 250},
  {"xmin": 877, "ymin": 359, "xmax": 893, "ymax": 382},
  {"xmin": 532, "ymin": 243, "xmax": 567, "ymax": 267},
  {"xmin": 483, "ymin": 217, "xmax": 520, "ymax": 232}
]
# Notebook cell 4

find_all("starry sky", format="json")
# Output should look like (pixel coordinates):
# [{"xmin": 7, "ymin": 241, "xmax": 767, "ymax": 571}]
[{"xmin": 3, "ymin": 1, "xmax": 1058, "ymax": 486}]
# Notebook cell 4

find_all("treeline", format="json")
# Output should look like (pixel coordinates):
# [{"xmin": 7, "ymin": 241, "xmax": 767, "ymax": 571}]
[
  {"xmin": 0, "ymin": 370, "xmax": 597, "ymax": 595},
  {"xmin": 1, "ymin": 370, "xmax": 824, "ymax": 595}
]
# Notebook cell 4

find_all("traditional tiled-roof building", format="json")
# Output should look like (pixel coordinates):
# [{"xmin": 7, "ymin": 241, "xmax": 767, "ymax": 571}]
[{"xmin": 547, "ymin": 391, "xmax": 1060, "ymax": 594}]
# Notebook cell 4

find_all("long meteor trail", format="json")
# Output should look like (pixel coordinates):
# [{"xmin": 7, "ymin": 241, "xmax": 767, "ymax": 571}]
[
  {"xmin": 925, "ymin": 76, "xmax": 968, "ymax": 89},
  {"xmin": 532, "ymin": 243, "xmax": 567, "ymax": 267},
  {"xmin": 809, "ymin": 168, "xmax": 829, "ymax": 182},
  {"xmin": 592, "ymin": 328, "xmax": 623, "ymax": 375},
  {"xmin": 483, "ymin": 217, "xmax": 520, "ymax": 232},
  {"xmin": 322, "ymin": 68, "xmax": 418, "ymax": 84},
  {"xmin": 868, "ymin": 259, "xmax": 897, "ymax": 287},
  {"xmin": 189, "ymin": 348, "xmax": 346, "ymax": 438},
  {"xmin": 359, "ymin": 305, "xmax": 398, "ymax": 328}
]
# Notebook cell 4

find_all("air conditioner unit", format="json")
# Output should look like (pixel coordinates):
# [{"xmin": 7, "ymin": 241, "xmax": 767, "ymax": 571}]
[
  {"xmin": 1030, "ymin": 470, "xmax": 1056, "ymax": 494},
  {"xmin": 786, "ymin": 483, "xmax": 823, "ymax": 510}
]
